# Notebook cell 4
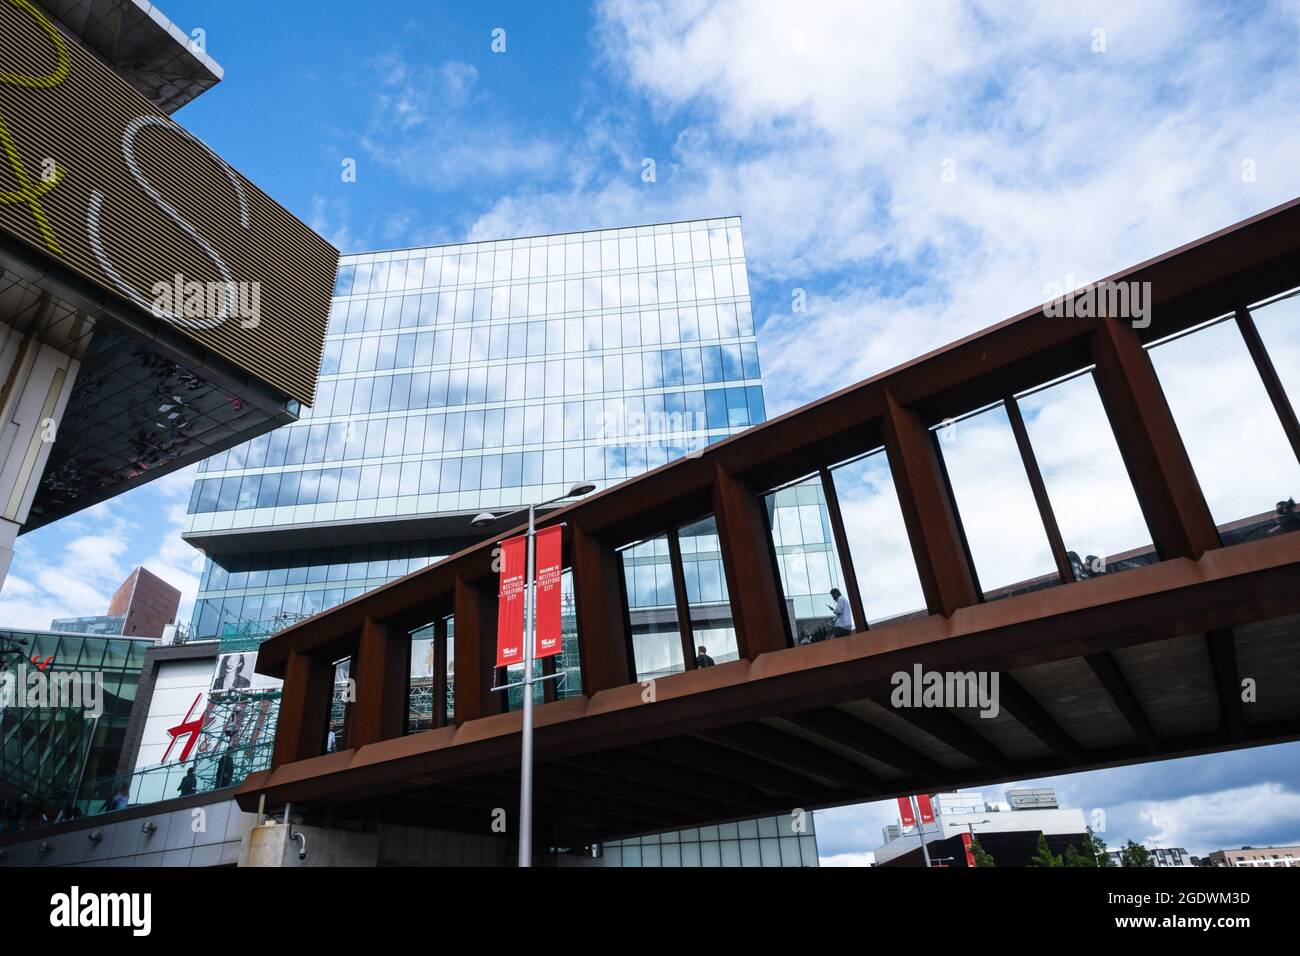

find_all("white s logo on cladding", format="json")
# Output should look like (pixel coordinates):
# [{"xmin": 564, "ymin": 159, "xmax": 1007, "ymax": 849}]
[{"xmin": 87, "ymin": 114, "xmax": 251, "ymax": 330}]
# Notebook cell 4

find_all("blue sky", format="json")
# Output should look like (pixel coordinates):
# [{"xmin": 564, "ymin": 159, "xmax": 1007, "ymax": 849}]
[{"xmin": 5, "ymin": 0, "xmax": 1300, "ymax": 861}]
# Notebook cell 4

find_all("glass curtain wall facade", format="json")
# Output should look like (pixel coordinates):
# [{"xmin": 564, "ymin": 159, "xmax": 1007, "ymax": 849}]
[
  {"xmin": 600, "ymin": 813, "xmax": 819, "ymax": 867},
  {"xmin": 184, "ymin": 218, "xmax": 765, "ymax": 705},
  {"xmin": 0, "ymin": 631, "xmax": 151, "ymax": 821}
]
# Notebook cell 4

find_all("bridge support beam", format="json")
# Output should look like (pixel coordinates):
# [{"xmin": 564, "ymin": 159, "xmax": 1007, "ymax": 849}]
[
  {"xmin": 1090, "ymin": 318, "xmax": 1220, "ymax": 560},
  {"xmin": 272, "ymin": 649, "xmax": 333, "ymax": 766},
  {"xmin": 453, "ymin": 573, "xmax": 502, "ymax": 724},
  {"xmin": 351, "ymin": 617, "xmax": 408, "ymax": 746},
  {"xmin": 712, "ymin": 463, "xmax": 790, "ymax": 658},
  {"xmin": 881, "ymin": 389, "xmax": 980, "ymax": 615},
  {"xmin": 572, "ymin": 524, "xmax": 632, "ymax": 694}
]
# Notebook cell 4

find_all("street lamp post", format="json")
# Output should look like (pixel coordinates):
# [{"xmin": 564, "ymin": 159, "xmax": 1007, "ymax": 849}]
[{"xmin": 473, "ymin": 481, "xmax": 595, "ymax": 868}]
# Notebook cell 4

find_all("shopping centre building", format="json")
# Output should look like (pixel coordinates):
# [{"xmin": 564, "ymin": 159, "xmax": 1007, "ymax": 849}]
[
  {"xmin": 0, "ymin": 0, "xmax": 337, "ymax": 588},
  {"xmin": 0, "ymin": 0, "xmax": 334, "ymax": 851}
]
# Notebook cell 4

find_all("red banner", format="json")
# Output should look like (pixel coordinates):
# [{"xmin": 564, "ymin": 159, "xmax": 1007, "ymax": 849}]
[
  {"xmin": 916, "ymin": 793, "xmax": 936, "ymax": 825},
  {"xmin": 961, "ymin": 832, "xmax": 976, "ymax": 867},
  {"xmin": 533, "ymin": 526, "xmax": 563, "ymax": 659},
  {"xmin": 495, "ymin": 535, "xmax": 526, "ymax": 667},
  {"xmin": 897, "ymin": 796, "xmax": 916, "ymax": 829}
]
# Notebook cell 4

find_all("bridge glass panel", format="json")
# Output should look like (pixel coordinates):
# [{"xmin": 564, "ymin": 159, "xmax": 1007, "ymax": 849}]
[
  {"xmin": 764, "ymin": 474, "xmax": 850, "ymax": 641},
  {"xmin": 444, "ymin": 616, "xmax": 455, "ymax": 722},
  {"xmin": 935, "ymin": 403, "xmax": 1059, "ymax": 599},
  {"xmin": 1249, "ymin": 288, "xmax": 1300, "ymax": 414},
  {"xmin": 1016, "ymin": 370, "xmax": 1156, "ymax": 579},
  {"xmin": 828, "ymin": 449, "xmax": 926, "ymax": 626},
  {"xmin": 407, "ymin": 624, "xmax": 435, "ymax": 733},
  {"xmin": 326, "ymin": 657, "xmax": 351, "ymax": 752},
  {"xmin": 620, "ymin": 534, "xmax": 685, "ymax": 679},
  {"xmin": 1148, "ymin": 315, "xmax": 1300, "ymax": 536},
  {"xmin": 678, "ymin": 516, "xmax": 739, "ymax": 665}
]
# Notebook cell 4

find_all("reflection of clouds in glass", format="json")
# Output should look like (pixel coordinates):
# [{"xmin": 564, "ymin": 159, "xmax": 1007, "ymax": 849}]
[{"xmin": 1149, "ymin": 318, "xmax": 1300, "ymax": 526}]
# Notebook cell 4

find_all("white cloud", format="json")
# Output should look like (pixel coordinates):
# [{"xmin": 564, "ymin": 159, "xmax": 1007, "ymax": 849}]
[
  {"xmin": 361, "ymin": 51, "xmax": 563, "ymax": 192},
  {"xmin": 819, "ymin": 851, "xmax": 876, "ymax": 867},
  {"xmin": 462, "ymin": 0, "xmax": 1300, "ymax": 415}
]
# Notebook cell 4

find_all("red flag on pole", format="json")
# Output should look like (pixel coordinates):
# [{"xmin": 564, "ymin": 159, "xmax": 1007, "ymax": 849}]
[
  {"xmin": 897, "ymin": 796, "xmax": 916, "ymax": 829},
  {"xmin": 533, "ymin": 526, "xmax": 563, "ymax": 659},
  {"xmin": 961, "ymin": 832, "xmax": 976, "ymax": 867},
  {"xmin": 916, "ymin": 793, "xmax": 936, "ymax": 825},
  {"xmin": 495, "ymin": 534, "xmax": 527, "ymax": 667}
]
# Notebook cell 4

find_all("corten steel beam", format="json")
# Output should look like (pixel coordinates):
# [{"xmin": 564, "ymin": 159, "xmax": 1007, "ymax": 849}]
[
  {"xmin": 239, "ymin": 200, "xmax": 1300, "ymax": 833},
  {"xmin": 623, "ymin": 741, "xmax": 814, "ymax": 806},
  {"xmin": 876, "ymin": 702, "xmax": 1011, "ymax": 775},
  {"xmin": 1004, "ymin": 394, "xmax": 1074, "ymax": 584},
  {"xmin": 1085, "ymin": 651, "xmax": 1161, "ymax": 755},
  {"xmin": 1236, "ymin": 307, "xmax": 1300, "ymax": 466},
  {"xmin": 999, "ymin": 673, "xmax": 1085, "ymax": 766},
  {"xmin": 272, "ymin": 649, "xmax": 334, "ymax": 766},
  {"xmin": 881, "ymin": 389, "xmax": 980, "ymax": 616},
  {"xmin": 666, "ymin": 526, "xmax": 697, "ymax": 668},
  {"xmin": 453, "ymin": 573, "xmax": 503, "ymax": 724},
  {"xmin": 712, "ymin": 462, "xmax": 791, "ymax": 658},
  {"xmin": 541, "ymin": 655, "xmax": 559, "ymax": 704},
  {"xmin": 432, "ymin": 616, "xmax": 448, "ymax": 730},
  {"xmin": 563, "ymin": 749, "xmax": 772, "ymax": 811},
  {"xmin": 351, "ymin": 618, "xmax": 409, "ymax": 747},
  {"xmin": 819, "ymin": 465, "xmax": 867, "ymax": 632},
  {"xmin": 784, "ymin": 708, "xmax": 947, "ymax": 783},
  {"xmin": 1090, "ymin": 318, "xmax": 1220, "ymax": 560},
  {"xmin": 534, "ymin": 764, "xmax": 738, "ymax": 821},
  {"xmin": 1206, "ymin": 628, "xmax": 1247, "ymax": 743},
  {"xmin": 697, "ymin": 723, "xmax": 882, "ymax": 791},
  {"xmin": 571, "ymin": 523, "xmax": 632, "ymax": 695},
  {"xmin": 239, "ymin": 533, "xmax": 1300, "ymax": 816},
  {"xmin": 434, "ymin": 778, "xmax": 656, "ymax": 835}
]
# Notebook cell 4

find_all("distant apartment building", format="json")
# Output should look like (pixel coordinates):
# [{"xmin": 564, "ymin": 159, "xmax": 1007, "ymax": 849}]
[
  {"xmin": 1107, "ymin": 845, "xmax": 1194, "ymax": 867},
  {"xmin": 50, "ymin": 567, "xmax": 181, "ymax": 639},
  {"xmin": 1204, "ymin": 846, "xmax": 1300, "ymax": 867}
]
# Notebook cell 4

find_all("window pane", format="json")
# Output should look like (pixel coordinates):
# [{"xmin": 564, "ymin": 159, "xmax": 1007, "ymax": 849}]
[
  {"xmin": 621, "ymin": 534, "xmax": 684, "ymax": 679},
  {"xmin": 1016, "ymin": 372, "xmax": 1155, "ymax": 577},
  {"xmin": 829, "ymin": 450, "xmax": 926, "ymax": 625},
  {"xmin": 937, "ymin": 403, "xmax": 1058, "ymax": 599},
  {"xmin": 679, "ymin": 516, "xmax": 738, "ymax": 665},
  {"xmin": 1148, "ymin": 317, "xmax": 1300, "ymax": 532},
  {"xmin": 764, "ymin": 474, "xmax": 846, "ymax": 642}
]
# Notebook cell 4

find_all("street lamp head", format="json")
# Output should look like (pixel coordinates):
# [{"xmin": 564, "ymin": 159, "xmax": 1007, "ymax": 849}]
[
  {"xmin": 566, "ymin": 482, "xmax": 597, "ymax": 498},
  {"xmin": 470, "ymin": 512, "xmax": 498, "ymax": 528}
]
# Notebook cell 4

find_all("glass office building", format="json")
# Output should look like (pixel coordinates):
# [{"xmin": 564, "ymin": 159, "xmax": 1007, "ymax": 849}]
[
  {"xmin": 0, "ymin": 630, "xmax": 151, "ymax": 819},
  {"xmin": 183, "ymin": 218, "xmax": 766, "ymax": 683},
  {"xmin": 600, "ymin": 812, "xmax": 819, "ymax": 867}
]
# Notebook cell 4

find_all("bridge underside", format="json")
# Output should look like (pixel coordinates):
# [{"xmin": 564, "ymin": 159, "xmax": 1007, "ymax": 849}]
[{"xmin": 239, "ymin": 533, "xmax": 1300, "ymax": 845}]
